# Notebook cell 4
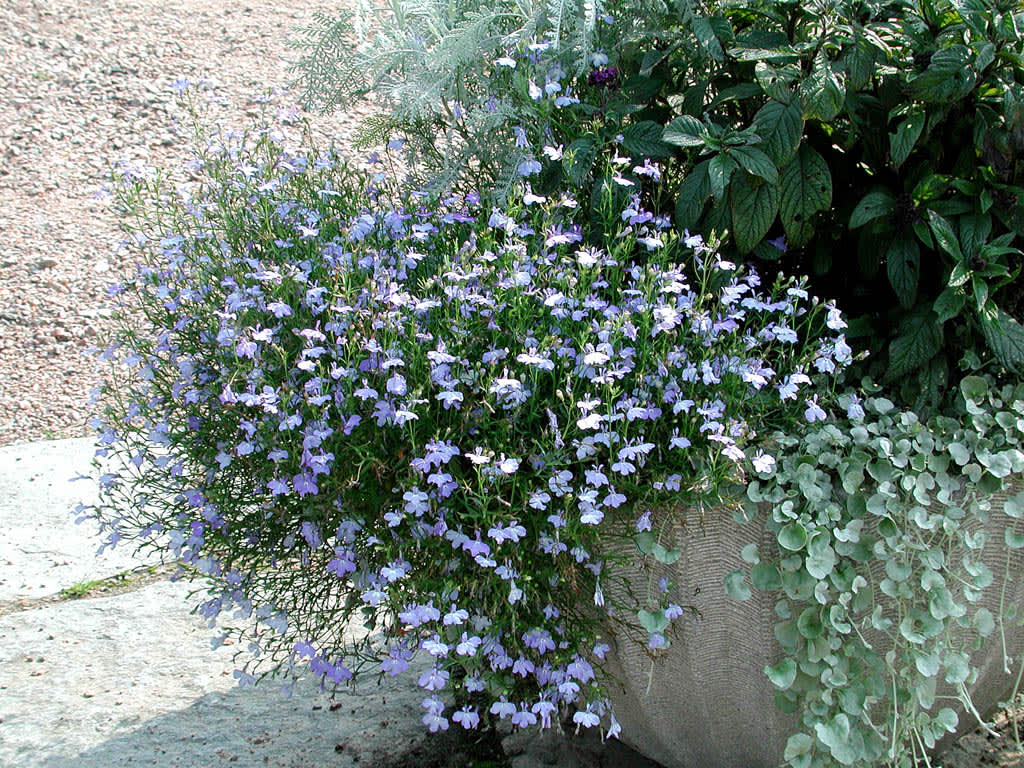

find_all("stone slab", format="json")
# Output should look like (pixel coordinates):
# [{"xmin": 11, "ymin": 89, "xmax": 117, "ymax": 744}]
[
  {"xmin": 0, "ymin": 438, "xmax": 162, "ymax": 602},
  {"xmin": 0, "ymin": 580, "xmax": 429, "ymax": 768}
]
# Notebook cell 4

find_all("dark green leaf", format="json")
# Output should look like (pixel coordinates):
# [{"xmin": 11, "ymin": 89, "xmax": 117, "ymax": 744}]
[
  {"xmin": 980, "ymin": 305, "xmax": 1024, "ymax": 371},
  {"xmin": 975, "ymin": 42, "xmax": 996, "ymax": 72},
  {"xmin": 709, "ymin": 153, "xmax": 738, "ymax": 200},
  {"xmin": 753, "ymin": 99, "xmax": 803, "ymax": 166},
  {"xmin": 703, "ymin": 195, "xmax": 732, "ymax": 238},
  {"xmin": 562, "ymin": 137, "xmax": 598, "ymax": 187},
  {"xmin": 754, "ymin": 61, "xmax": 798, "ymax": 103},
  {"xmin": 663, "ymin": 116, "xmax": 708, "ymax": 148},
  {"xmin": 913, "ymin": 218, "xmax": 934, "ymax": 249},
  {"xmin": 934, "ymin": 287, "xmax": 967, "ymax": 323},
  {"xmin": 728, "ymin": 45, "xmax": 801, "ymax": 63},
  {"xmin": 691, "ymin": 16, "xmax": 725, "ymax": 62},
  {"xmin": 675, "ymin": 160, "xmax": 711, "ymax": 230},
  {"xmin": 931, "ymin": 199, "xmax": 974, "ymax": 218},
  {"xmin": 639, "ymin": 49, "xmax": 667, "ymax": 76},
  {"xmin": 753, "ymin": 239, "xmax": 785, "ymax": 261},
  {"xmin": 729, "ymin": 146, "xmax": 778, "ymax": 183},
  {"xmin": 890, "ymin": 108, "xmax": 925, "ymax": 167},
  {"xmin": 959, "ymin": 213, "xmax": 992, "ymax": 258},
  {"xmin": 973, "ymin": 276, "xmax": 989, "ymax": 311},
  {"xmin": 913, "ymin": 174, "xmax": 951, "ymax": 203},
  {"xmin": 842, "ymin": 38, "xmax": 875, "ymax": 92},
  {"xmin": 708, "ymin": 83, "xmax": 764, "ymax": 109},
  {"xmin": 801, "ymin": 61, "xmax": 846, "ymax": 122},
  {"xmin": 621, "ymin": 120, "xmax": 674, "ymax": 159},
  {"xmin": 887, "ymin": 236, "xmax": 920, "ymax": 308},
  {"xmin": 910, "ymin": 45, "xmax": 976, "ymax": 102},
  {"xmin": 948, "ymin": 261, "xmax": 971, "ymax": 287},
  {"xmin": 731, "ymin": 173, "xmax": 780, "ymax": 254},
  {"xmin": 779, "ymin": 144, "xmax": 832, "ymax": 247},
  {"xmin": 888, "ymin": 308, "xmax": 942, "ymax": 380},
  {"xmin": 928, "ymin": 210, "xmax": 963, "ymax": 260},
  {"xmin": 850, "ymin": 190, "xmax": 895, "ymax": 228},
  {"xmin": 681, "ymin": 80, "xmax": 710, "ymax": 116}
]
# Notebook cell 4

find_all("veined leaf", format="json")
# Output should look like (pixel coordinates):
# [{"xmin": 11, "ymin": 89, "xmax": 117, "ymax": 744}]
[
  {"xmin": 779, "ymin": 144, "xmax": 832, "ymax": 247},
  {"xmin": 934, "ymin": 287, "xmax": 967, "ymax": 323},
  {"xmin": 842, "ymin": 37, "xmax": 875, "ymax": 92},
  {"xmin": 850, "ymin": 190, "xmax": 895, "ymax": 228},
  {"xmin": 801, "ymin": 60, "xmax": 846, "ymax": 122},
  {"xmin": 663, "ymin": 115, "xmax": 708, "ymax": 148},
  {"xmin": 890, "ymin": 108, "xmax": 925, "ymax": 167},
  {"xmin": 754, "ymin": 61, "xmax": 798, "ymax": 103},
  {"xmin": 733, "ymin": 172, "xmax": 778, "ymax": 253},
  {"xmin": 729, "ymin": 146, "xmax": 778, "ymax": 183},
  {"xmin": 910, "ymin": 45, "xmax": 976, "ymax": 103},
  {"xmin": 709, "ymin": 153, "xmax": 739, "ymax": 200},
  {"xmin": 959, "ymin": 213, "xmax": 992, "ymax": 258},
  {"xmin": 727, "ymin": 45, "xmax": 801, "ymax": 63},
  {"xmin": 753, "ymin": 99, "xmax": 803, "ymax": 166},
  {"xmin": 708, "ymin": 82, "xmax": 764, "ymax": 110},
  {"xmin": 622, "ymin": 120, "xmax": 673, "ymax": 159},
  {"xmin": 562, "ymin": 137, "xmax": 598, "ymax": 186},
  {"xmin": 675, "ymin": 160, "xmax": 712, "ymax": 230},
  {"xmin": 927, "ymin": 210, "xmax": 963, "ymax": 260},
  {"xmin": 692, "ymin": 15, "xmax": 725, "ymax": 62},
  {"xmin": 886, "ymin": 235, "xmax": 920, "ymax": 308},
  {"xmin": 888, "ymin": 308, "xmax": 942, "ymax": 380},
  {"xmin": 731, "ymin": 172, "xmax": 780, "ymax": 254},
  {"xmin": 980, "ymin": 305, "xmax": 1024, "ymax": 371}
]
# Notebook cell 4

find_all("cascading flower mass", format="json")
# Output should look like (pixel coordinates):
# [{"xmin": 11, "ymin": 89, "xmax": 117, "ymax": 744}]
[{"xmin": 83, "ymin": 98, "xmax": 847, "ymax": 738}]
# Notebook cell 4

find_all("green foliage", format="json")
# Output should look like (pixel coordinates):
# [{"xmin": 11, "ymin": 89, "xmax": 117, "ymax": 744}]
[
  {"xmin": 619, "ymin": 0, "xmax": 1024, "ymax": 401},
  {"xmin": 740, "ymin": 377, "xmax": 1024, "ymax": 767},
  {"xmin": 293, "ymin": 0, "xmax": 1024, "ymax": 403}
]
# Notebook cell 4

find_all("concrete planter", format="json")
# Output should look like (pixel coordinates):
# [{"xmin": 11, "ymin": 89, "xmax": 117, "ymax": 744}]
[{"xmin": 603, "ymin": 484, "xmax": 1024, "ymax": 768}]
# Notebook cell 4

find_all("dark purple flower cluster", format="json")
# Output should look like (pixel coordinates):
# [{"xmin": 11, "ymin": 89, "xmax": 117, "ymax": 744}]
[
  {"xmin": 587, "ymin": 66, "xmax": 619, "ymax": 88},
  {"xmin": 83, "ymin": 111, "xmax": 848, "ymax": 738}
]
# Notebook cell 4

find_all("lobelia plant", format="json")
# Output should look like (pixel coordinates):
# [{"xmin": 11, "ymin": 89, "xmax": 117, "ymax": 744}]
[{"xmin": 81, "ymin": 92, "xmax": 848, "ymax": 746}]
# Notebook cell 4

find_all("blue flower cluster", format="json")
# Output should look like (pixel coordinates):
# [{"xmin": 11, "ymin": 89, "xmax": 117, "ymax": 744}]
[{"xmin": 85, "ymin": 104, "xmax": 848, "ymax": 736}]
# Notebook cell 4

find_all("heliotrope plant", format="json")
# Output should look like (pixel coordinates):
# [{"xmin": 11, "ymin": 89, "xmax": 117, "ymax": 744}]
[{"xmin": 81, "ymin": 97, "xmax": 848, "ymax": 738}]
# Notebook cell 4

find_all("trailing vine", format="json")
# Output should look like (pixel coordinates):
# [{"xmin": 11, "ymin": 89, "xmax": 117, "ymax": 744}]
[{"xmin": 732, "ymin": 376, "xmax": 1024, "ymax": 767}]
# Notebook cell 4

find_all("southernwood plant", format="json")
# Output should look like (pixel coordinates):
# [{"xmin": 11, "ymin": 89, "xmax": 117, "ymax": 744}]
[{"xmin": 295, "ymin": 0, "xmax": 1024, "ymax": 407}]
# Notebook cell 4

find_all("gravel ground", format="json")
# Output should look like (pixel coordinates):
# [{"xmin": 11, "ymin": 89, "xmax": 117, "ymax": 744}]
[
  {"xmin": 0, "ymin": 0, "xmax": 370, "ymax": 446},
  {"xmin": 0, "ymin": 0, "xmax": 1022, "ymax": 765}
]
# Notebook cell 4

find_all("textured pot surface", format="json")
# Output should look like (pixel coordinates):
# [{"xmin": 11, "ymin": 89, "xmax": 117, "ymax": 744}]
[{"xmin": 604, "ymin": 485, "xmax": 1024, "ymax": 768}]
